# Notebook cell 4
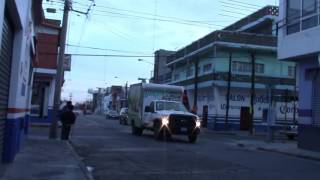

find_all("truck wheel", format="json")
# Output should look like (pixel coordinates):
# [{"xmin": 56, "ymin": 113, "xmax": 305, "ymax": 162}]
[
  {"xmin": 188, "ymin": 134, "xmax": 197, "ymax": 143},
  {"xmin": 131, "ymin": 121, "xmax": 143, "ymax": 136},
  {"xmin": 287, "ymin": 134, "xmax": 295, "ymax": 140}
]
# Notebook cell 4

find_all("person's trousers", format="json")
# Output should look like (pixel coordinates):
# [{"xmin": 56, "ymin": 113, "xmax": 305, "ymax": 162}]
[{"xmin": 61, "ymin": 125, "xmax": 71, "ymax": 140}]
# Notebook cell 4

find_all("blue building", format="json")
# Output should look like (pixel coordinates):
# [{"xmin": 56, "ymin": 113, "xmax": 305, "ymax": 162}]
[{"xmin": 278, "ymin": 0, "xmax": 320, "ymax": 151}]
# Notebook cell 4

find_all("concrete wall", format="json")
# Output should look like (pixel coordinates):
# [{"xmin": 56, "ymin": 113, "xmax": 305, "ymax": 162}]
[
  {"xmin": 171, "ymin": 50, "xmax": 295, "ymax": 82},
  {"xmin": 278, "ymin": 0, "xmax": 320, "ymax": 60}
]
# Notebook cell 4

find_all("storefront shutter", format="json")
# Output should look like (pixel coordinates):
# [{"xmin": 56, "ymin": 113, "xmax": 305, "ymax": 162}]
[{"xmin": 0, "ymin": 14, "xmax": 14, "ymax": 161}]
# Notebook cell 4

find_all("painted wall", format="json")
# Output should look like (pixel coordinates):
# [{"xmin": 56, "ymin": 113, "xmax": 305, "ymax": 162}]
[
  {"xmin": 0, "ymin": 0, "xmax": 34, "ymax": 163},
  {"xmin": 7, "ymin": 0, "xmax": 33, "ymax": 113},
  {"xmin": 187, "ymin": 86, "xmax": 296, "ymax": 122},
  {"xmin": 215, "ymin": 50, "xmax": 295, "ymax": 78},
  {"xmin": 278, "ymin": 0, "xmax": 320, "ymax": 60},
  {"xmin": 171, "ymin": 49, "xmax": 295, "ymax": 82},
  {"xmin": 297, "ymin": 58, "xmax": 318, "ymax": 125}
]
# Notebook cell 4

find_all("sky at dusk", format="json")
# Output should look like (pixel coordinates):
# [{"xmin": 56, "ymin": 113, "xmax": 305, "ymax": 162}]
[{"xmin": 43, "ymin": 0, "xmax": 279, "ymax": 102}]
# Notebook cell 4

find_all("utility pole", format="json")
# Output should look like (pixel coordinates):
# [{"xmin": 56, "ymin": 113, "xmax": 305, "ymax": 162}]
[
  {"xmin": 267, "ymin": 85, "xmax": 275, "ymax": 142},
  {"xmin": 250, "ymin": 53, "xmax": 256, "ymax": 135},
  {"xmin": 225, "ymin": 52, "xmax": 232, "ymax": 131},
  {"xmin": 125, "ymin": 82, "xmax": 128, "ymax": 107},
  {"xmin": 284, "ymin": 89, "xmax": 289, "ymax": 123},
  {"xmin": 49, "ymin": 0, "xmax": 71, "ymax": 139},
  {"xmin": 193, "ymin": 59, "xmax": 199, "ymax": 114},
  {"xmin": 293, "ymin": 65, "xmax": 297, "ymax": 124}
]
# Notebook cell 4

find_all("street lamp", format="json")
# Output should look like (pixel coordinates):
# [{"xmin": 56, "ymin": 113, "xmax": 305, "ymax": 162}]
[{"xmin": 138, "ymin": 59, "xmax": 154, "ymax": 65}]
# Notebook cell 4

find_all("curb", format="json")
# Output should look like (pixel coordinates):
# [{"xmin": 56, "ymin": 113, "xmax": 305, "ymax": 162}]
[
  {"xmin": 257, "ymin": 147, "xmax": 320, "ymax": 162},
  {"xmin": 66, "ymin": 141, "xmax": 95, "ymax": 180}
]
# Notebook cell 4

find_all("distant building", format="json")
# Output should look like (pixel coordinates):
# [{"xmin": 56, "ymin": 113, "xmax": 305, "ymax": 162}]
[
  {"xmin": 153, "ymin": 50, "xmax": 175, "ymax": 84},
  {"xmin": 278, "ymin": 0, "xmax": 320, "ymax": 151},
  {"xmin": 90, "ymin": 85, "xmax": 128, "ymax": 115},
  {"xmin": 156, "ymin": 6, "xmax": 298, "ymax": 131}
]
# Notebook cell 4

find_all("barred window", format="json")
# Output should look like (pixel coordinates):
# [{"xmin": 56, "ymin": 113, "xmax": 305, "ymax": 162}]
[
  {"xmin": 203, "ymin": 64, "xmax": 212, "ymax": 73},
  {"xmin": 232, "ymin": 61, "xmax": 264, "ymax": 74}
]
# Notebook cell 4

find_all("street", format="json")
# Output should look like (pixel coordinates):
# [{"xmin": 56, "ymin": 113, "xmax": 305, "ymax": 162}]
[{"xmin": 71, "ymin": 115, "xmax": 320, "ymax": 180}]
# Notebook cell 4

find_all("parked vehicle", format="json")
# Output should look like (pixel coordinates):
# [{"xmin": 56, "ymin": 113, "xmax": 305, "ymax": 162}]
[
  {"xmin": 280, "ymin": 124, "xmax": 298, "ymax": 140},
  {"xmin": 128, "ymin": 83, "xmax": 201, "ymax": 143},
  {"xmin": 119, "ymin": 108, "xmax": 128, "ymax": 125},
  {"xmin": 106, "ymin": 109, "xmax": 119, "ymax": 119}
]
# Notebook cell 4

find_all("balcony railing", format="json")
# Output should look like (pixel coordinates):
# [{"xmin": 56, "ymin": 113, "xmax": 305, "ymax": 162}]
[{"xmin": 167, "ymin": 31, "xmax": 277, "ymax": 64}]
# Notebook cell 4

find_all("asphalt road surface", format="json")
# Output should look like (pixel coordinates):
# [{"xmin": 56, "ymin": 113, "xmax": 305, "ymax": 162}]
[{"xmin": 70, "ymin": 115, "xmax": 320, "ymax": 180}]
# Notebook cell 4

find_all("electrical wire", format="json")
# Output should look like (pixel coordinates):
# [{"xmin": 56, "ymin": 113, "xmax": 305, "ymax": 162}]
[{"xmin": 66, "ymin": 44, "xmax": 152, "ymax": 54}]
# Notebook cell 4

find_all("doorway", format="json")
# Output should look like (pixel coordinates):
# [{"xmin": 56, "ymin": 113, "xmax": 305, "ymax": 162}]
[{"xmin": 240, "ymin": 107, "xmax": 250, "ymax": 130}]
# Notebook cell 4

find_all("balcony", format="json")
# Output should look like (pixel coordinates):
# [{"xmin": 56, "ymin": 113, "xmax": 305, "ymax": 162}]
[{"xmin": 167, "ymin": 31, "xmax": 277, "ymax": 65}]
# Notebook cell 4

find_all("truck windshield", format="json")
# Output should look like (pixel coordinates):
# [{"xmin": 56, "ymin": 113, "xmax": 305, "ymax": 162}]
[{"xmin": 156, "ymin": 101, "xmax": 187, "ymax": 112}]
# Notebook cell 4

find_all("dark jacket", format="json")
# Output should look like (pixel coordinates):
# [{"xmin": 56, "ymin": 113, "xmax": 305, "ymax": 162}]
[{"xmin": 60, "ymin": 110, "xmax": 76, "ymax": 125}]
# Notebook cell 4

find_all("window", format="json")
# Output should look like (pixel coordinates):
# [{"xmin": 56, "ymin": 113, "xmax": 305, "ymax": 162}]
[
  {"xmin": 288, "ymin": 66, "xmax": 295, "ymax": 77},
  {"xmin": 203, "ymin": 64, "xmax": 212, "ymax": 73},
  {"xmin": 287, "ymin": 0, "xmax": 301, "ymax": 34},
  {"xmin": 302, "ymin": 0, "xmax": 318, "ymax": 30},
  {"xmin": 186, "ymin": 66, "xmax": 194, "ymax": 77},
  {"xmin": 255, "ymin": 64, "xmax": 265, "ymax": 74},
  {"xmin": 232, "ymin": 61, "xmax": 264, "ymax": 74},
  {"xmin": 174, "ymin": 73, "xmax": 180, "ymax": 81},
  {"xmin": 303, "ymin": 0, "xmax": 317, "ymax": 16},
  {"xmin": 286, "ymin": 0, "xmax": 319, "ymax": 34}
]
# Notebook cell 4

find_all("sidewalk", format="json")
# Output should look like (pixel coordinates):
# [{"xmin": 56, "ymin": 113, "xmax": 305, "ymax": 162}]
[
  {"xmin": 0, "ymin": 127, "xmax": 91, "ymax": 180},
  {"xmin": 235, "ymin": 139, "xmax": 320, "ymax": 161},
  {"xmin": 204, "ymin": 129, "xmax": 320, "ymax": 161}
]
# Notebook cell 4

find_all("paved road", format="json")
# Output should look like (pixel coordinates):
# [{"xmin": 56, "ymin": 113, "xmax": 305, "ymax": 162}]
[{"xmin": 71, "ymin": 115, "xmax": 320, "ymax": 180}]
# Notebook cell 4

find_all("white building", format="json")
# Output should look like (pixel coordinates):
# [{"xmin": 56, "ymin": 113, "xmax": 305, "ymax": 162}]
[
  {"xmin": 278, "ymin": 0, "xmax": 320, "ymax": 151},
  {"xmin": 160, "ymin": 6, "xmax": 297, "ymax": 132},
  {"xmin": 0, "ymin": 0, "xmax": 34, "ymax": 163}
]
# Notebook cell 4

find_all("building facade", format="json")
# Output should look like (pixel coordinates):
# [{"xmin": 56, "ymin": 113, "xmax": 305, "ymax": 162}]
[
  {"xmin": 159, "ymin": 6, "xmax": 298, "ymax": 132},
  {"xmin": 0, "ymin": 0, "xmax": 34, "ymax": 163},
  {"xmin": 30, "ymin": 0, "xmax": 61, "ymax": 124},
  {"xmin": 153, "ymin": 49, "xmax": 175, "ymax": 84},
  {"xmin": 278, "ymin": 0, "xmax": 320, "ymax": 151}
]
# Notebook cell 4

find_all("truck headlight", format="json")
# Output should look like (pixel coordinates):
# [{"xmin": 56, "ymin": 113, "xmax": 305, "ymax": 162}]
[
  {"xmin": 162, "ymin": 117, "xmax": 169, "ymax": 126},
  {"xmin": 196, "ymin": 120, "xmax": 201, "ymax": 127}
]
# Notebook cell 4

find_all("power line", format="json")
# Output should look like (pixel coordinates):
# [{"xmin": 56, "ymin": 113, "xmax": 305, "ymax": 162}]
[
  {"xmin": 66, "ymin": 44, "xmax": 152, "ymax": 54},
  {"xmin": 227, "ymin": 0, "xmax": 262, "ymax": 8},
  {"xmin": 39, "ymin": 52, "xmax": 277, "ymax": 60},
  {"xmin": 219, "ymin": 1, "xmax": 260, "ymax": 11},
  {"xmin": 221, "ymin": 10, "xmax": 249, "ymax": 16},
  {"xmin": 91, "ymin": 12, "xmax": 223, "ymax": 28},
  {"xmin": 90, "ymin": 3, "xmax": 226, "ymax": 24}
]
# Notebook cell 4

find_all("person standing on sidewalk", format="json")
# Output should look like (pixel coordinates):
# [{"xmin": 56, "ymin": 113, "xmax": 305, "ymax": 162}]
[{"xmin": 60, "ymin": 103, "xmax": 76, "ymax": 140}]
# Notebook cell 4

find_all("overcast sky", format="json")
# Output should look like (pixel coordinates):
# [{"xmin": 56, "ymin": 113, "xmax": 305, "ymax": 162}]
[{"xmin": 43, "ymin": 0, "xmax": 279, "ymax": 102}]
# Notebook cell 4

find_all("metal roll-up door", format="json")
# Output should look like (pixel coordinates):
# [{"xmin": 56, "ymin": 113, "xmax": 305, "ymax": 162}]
[{"xmin": 0, "ymin": 14, "xmax": 14, "ymax": 160}]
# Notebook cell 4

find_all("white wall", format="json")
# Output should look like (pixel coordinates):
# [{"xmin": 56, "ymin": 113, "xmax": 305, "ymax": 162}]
[
  {"xmin": 4, "ymin": 0, "xmax": 34, "ymax": 119},
  {"xmin": 278, "ymin": 0, "xmax": 320, "ymax": 60}
]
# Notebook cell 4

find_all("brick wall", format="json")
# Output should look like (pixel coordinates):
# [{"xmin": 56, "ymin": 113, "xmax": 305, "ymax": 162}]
[{"xmin": 34, "ymin": 33, "xmax": 59, "ymax": 69}]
